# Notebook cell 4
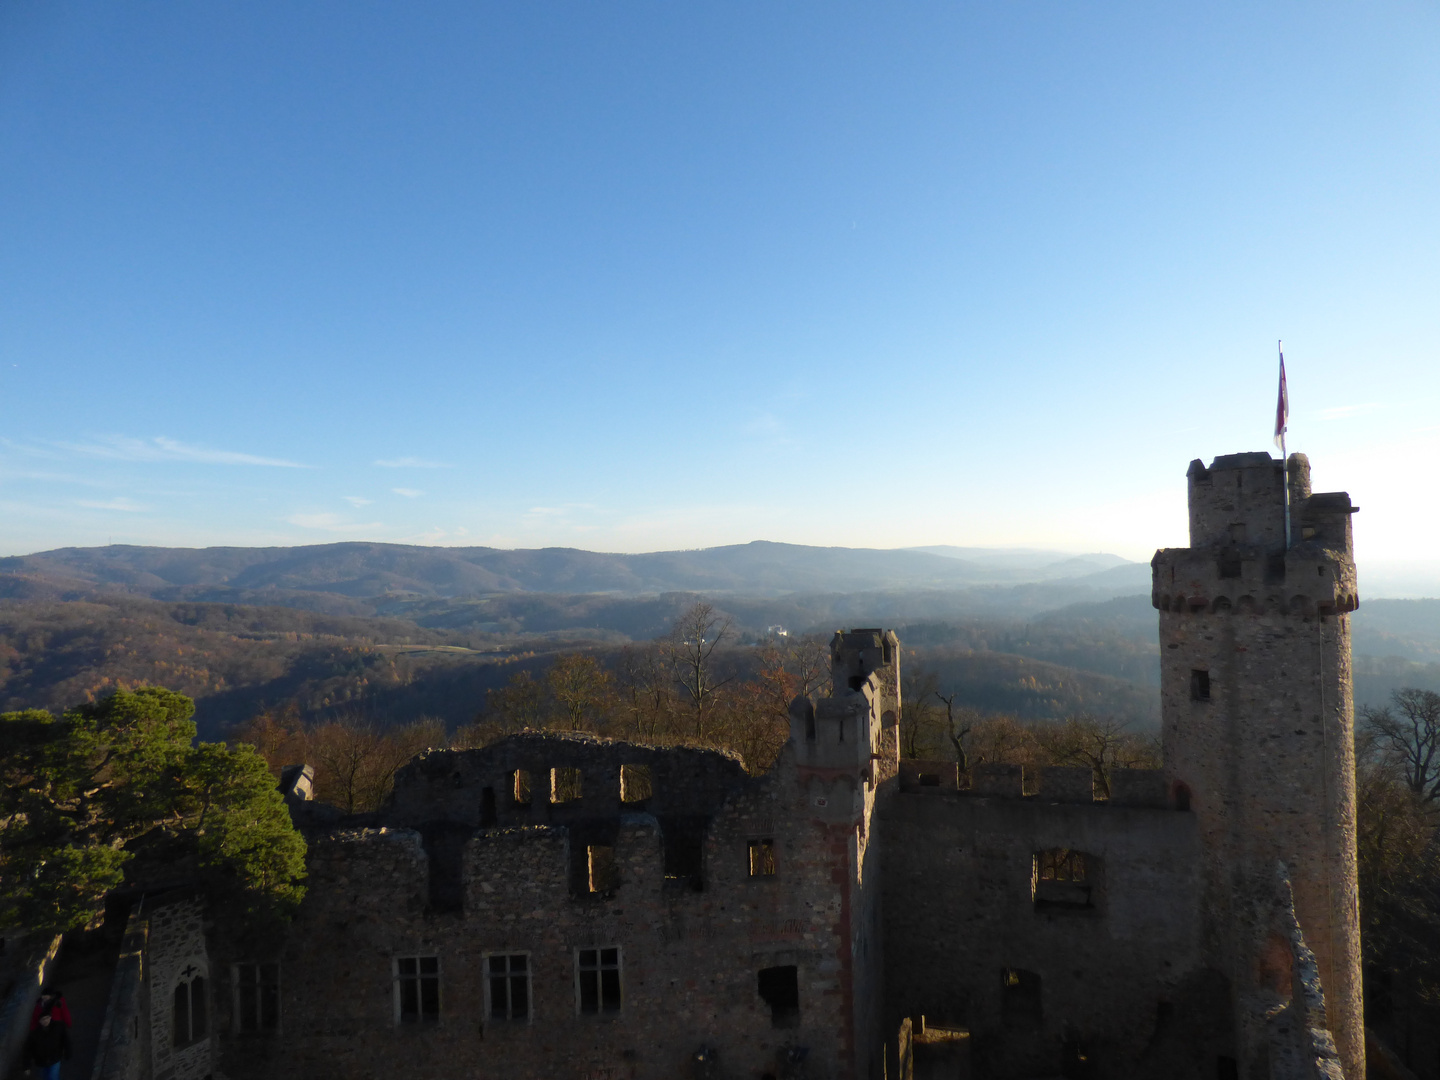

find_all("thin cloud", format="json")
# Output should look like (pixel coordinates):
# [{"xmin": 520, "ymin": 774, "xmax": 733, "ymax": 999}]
[
  {"xmin": 524, "ymin": 503, "xmax": 597, "ymax": 520},
  {"xmin": 57, "ymin": 435, "xmax": 307, "ymax": 467},
  {"xmin": 1316, "ymin": 403, "xmax": 1380, "ymax": 421},
  {"xmin": 286, "ymin": 512, "xmax": 385, "ymax": 531},
  {"xmin": 392, "ymin": 488, "xmax": 424, "ymax": 498},
  {"xmin": 77, "ymin": 497, "xmax": 146, "ymax": 512},
  {"xmin": 374, "ymin": 456, "xmax": 453, "ymax": 469},
  {"xmin": 343, "ymin": 496, "xmax": 373, "ymax": 507}
]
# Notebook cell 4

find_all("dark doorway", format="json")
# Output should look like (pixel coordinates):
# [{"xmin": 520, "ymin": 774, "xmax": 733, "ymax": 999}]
[
  {"xmin": 758, "ymin": 965, "xmax": 800, "ymax": 1028},
  {"xmin": 1001, "ymin": 968, "xmax": 1042, "ymax": 1024}
]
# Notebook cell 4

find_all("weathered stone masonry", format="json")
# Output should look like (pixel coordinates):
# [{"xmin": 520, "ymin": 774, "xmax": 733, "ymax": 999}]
[
  {"xmin": 211, "ymin": 631, "xmax": 903, "ymax": 1080},
  {"xmin": 1155, "ymin": 452, "xmax": 1363, "ymax": 1080},
  {"xmin": 99, "ymin": 451, "xmax": 1362, "ymax": 1080}
]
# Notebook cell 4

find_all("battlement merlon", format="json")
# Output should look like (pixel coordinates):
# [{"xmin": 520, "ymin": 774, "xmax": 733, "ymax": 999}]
[
  {"xmin": 1185, "ymin": 451, "xmax": 1356, "ymax": 557},
  {"xmin": 1165, "ymin": 451, "xmax": 1360, "ymax": 613},
  {"xmin": 790, "ymin": 672, "xmax": 886, "ymax": 772}
]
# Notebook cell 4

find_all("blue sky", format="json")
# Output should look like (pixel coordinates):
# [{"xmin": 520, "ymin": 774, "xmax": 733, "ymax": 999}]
[{"xmin": 2, "ymin": 2, "xmax": 1438, "ymax": 584}]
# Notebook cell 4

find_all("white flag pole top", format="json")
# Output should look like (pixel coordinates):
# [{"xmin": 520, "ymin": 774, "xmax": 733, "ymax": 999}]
[{"xmin": 1274, "ymin": 341, "xmax": 1289, "ymax": 450}]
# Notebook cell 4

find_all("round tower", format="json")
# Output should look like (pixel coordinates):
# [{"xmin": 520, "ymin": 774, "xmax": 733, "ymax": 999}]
[{"xmin": 1152, "ymin": 451, "xmax": 1362, "ymax": 1080}]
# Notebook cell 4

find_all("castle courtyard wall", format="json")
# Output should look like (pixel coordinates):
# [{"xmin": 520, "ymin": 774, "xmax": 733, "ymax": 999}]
[
  {"xmin": 879, "ymin": 780, "xmax": 1215, "ymax": 1079},
  {"xmin": 216, "ymin": 744, "xmax": 875, "ymax": 1080}
]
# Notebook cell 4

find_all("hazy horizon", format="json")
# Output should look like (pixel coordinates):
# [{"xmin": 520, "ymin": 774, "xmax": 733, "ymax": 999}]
[{"xmin": 7, "ymin": 536, "xmax": 1440, "ymax": 600}]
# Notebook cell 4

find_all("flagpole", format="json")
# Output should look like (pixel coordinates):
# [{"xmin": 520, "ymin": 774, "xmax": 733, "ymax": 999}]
[
  {"xmin": 1282, "ymin": 429, "xmax": 1290, "ymax": 550},
  {"xmin": 1279, "ymin": 340, "xmax": 1291, "ymax": 550}
]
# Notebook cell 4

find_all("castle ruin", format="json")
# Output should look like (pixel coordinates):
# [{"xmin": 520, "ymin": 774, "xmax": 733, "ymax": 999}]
[{"xmin": 89, "ymin": 450, "xmax": 1364, "ymax": 1080}]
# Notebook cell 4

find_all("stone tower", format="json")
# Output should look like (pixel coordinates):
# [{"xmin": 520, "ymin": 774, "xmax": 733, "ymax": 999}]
[
  {"xmin": 787, "ymin": 628, "xmax": 901, "ymax": 1077},
  {"xmin": 1152, "ymin": 452, "xmax": 1362, "ymax": 1080}
]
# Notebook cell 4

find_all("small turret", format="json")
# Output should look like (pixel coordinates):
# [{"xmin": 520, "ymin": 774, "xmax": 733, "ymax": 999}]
[{"xmin": 788, "ymin": 628, "xmax": 901, "ymax": 774}]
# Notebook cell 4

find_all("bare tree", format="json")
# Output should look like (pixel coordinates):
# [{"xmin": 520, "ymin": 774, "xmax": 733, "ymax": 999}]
[
  {"xmin": 547, "ymin": 653, "xmax": 613, "ymax": 732},
  {"xmin": 717, "ymin": 649, "xmax": 796, "ymax": 773},
  {"xmin": 306, "ymin": 714, "xmax": 388, "ymax": 814},
  {"xmin": 1033, "ymin": 714, "xmax": 1159, "ymax": 798},
  {"xmin": 614, "ymin": 643, "xmax": 676, "ymax": 742},
  {"xmin": 783, "ymin": 633, "xmax": 834, "ymax": 700},
  {"xmin": 481, "ymin": 669, "xmax": 545, "ymax": 731},
  {"xmin": 232, "ymin": 703, "xmax": 306, "ymax": 776},
  {"xmin": 898, "ymin": 667, "xmax": 941, "ymax": 758},
  {"xmin": 935, "ymin": 691, "xmax": 975, "ymax": 776},
  {"xmin": 968, "ymin": 714, "xmax": 1041, "ymax": 768},
  {"xmin": 665, "ymin": 602, "xmax": 734, "ymax": 740},
  {"xmin": 1353, "ymin": 713, "xmax": 1440, "ymax": 1017},
  {"xmin": 1361, "ymin": 689, "xmax": 1440, "ymax": 803}
]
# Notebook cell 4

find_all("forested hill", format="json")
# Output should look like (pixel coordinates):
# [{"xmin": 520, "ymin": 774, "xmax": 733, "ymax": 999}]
[
  {"xmin": 0, "ymin": 541, "xmax": 1149, "ymax": 606},
  {"xmin": 0, "ymin": 591, "xmax": 1164, "ymax": 737}
]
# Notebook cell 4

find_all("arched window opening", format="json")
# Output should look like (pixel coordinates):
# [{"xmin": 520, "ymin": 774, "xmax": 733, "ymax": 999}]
[{"xmin": 173, "ymin": 971, "xmax": 207, "ymax": 1047}]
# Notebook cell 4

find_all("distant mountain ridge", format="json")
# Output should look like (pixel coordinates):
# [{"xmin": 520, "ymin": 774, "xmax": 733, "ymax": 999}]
[{"xmin": 0, "ymin": 540, "xmax": 1151, "ymax": 605}]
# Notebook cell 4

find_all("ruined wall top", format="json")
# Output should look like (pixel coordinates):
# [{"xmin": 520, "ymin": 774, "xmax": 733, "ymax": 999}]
[{"xmin": 387, "ymin": 729, "xmax": 749, "ymax": 828}]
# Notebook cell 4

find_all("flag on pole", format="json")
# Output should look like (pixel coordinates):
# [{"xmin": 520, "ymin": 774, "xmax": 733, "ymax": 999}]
[{"xmin": 1274, "ymin": 341, "xmax": 1289, "ymax": 449}]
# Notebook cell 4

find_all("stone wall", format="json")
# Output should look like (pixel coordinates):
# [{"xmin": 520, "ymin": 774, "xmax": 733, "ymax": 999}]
[
  {"xmin": 1262, "ymin": 865, "xmax": 1346, "ymax": 1080},
  {"xmin": 215, "ymin": 739, "xmax": 879, "ymax": 1080},
  {"xmin": 879, "ymin": 783, "xmax": 1212, "ymax": 1079},
  {"xmin": 88, "ymin": 893, "xmax": 212, "ymax": 1080},
  {"xmin": 91, "ymin": 911, "xmax": 151, "ymax": 1080},
  {"xmin": 144, "ymin": 895, "xmax": 213, "ymax": 1080},
  {"xmin": 209, "ymin": 626, "xmax": 902, "ymax": 1080}
]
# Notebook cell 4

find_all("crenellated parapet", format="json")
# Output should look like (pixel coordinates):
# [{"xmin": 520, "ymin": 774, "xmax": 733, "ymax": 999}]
[
  {"xmin": 789, "ymin": 676, "xmax": 882, "ymax": 774},
  {"xmin": 1151, "ymin": 543, "xmax": 1359, "ymax": 616},
  {"xmin": 897, "ymin": 761, "xmax": 1172, "ymax": 808},
  {"xmin": 1153, "ymin": 450, "xmax": 1359, "ymax": 618}
]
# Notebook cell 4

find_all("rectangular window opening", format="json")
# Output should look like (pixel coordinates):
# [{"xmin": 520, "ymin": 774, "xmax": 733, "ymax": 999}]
[
  {"xmin": 511, "ymin": 769, "xmax": 532, "ymax": 807},
  {"xmin": 588, "ymin": 844, "xmax": 618, "ymax": 893},
  {"xmin": 1191, "ymin": 669, "xmax": 1211, "ymax": 702},
  {"xmin": 757, "ymin": 965, "xmax": 800, "ymax": 1029},
  {"xmin": 576, "ymin": 947, "xmax": 622, "ymax": 1015},
  {"xmin": 233, "ymin": 963, "xmax": 281, "ymax": 1034},
  {"xmin": 620, "ymin": 763, "xmax": 653, "ymax": 803},
  {"xmin": 551, "ymin": 766, "xmax": 583, "ymax": 804},
  {"xmin": 486, "ymin": 954, "xmax": 530, "ymax": 1022},
  {"xmin": 748, "ymin": 839, "xmax": 776, "ymax": 877},
  {"xmin": 1033, "ymin": 849, "xmax": 1096, "ymax": 911},
  {"xmin": 662, "ymin": 817, "xmax": 707, "ymax": 891},
  {"xmin": 480, "ymin": 786, "xmax": 497, "ymax": 826},
  {"xmin": 396, "ymin": 956, "xmax": 440, "ymax": 1024}
]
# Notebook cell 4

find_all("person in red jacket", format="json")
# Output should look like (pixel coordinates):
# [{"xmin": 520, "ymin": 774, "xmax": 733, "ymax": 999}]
[{"xmin": 29, "ymin": 988, "xmax": 71, "ymax": 1030}]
